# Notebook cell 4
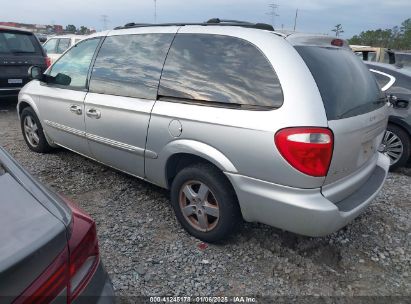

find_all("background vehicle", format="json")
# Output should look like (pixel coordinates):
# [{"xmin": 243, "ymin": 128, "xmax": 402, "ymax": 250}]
[
  {"xmin": 0, "ymin": 146, "xmax": 114, "ymax": 303},
  {"xmin": 394, "ymin": 52, "xmax": 411, "ymax": 69},
  {"xmin": 351, "ymin": 46, "xmax": 394, "ymax": 63},
  {"xmin": 0, "ymin": 26, "xmax": 49, "ymax": 100},
  {"xmin": 35, "ymin": 33, "xmax": 48, "ymax": 43},
  {"xmin": 19, "ymin": 19, "xmax": 390, "ymax": 242},
  {"xmin": 367, "ymin": 62, "xmax": 411, "ymax": 170},
  {"xmin": 350, "ymin": 45, "xmax": 411, "ymax": 69},
  {"xmin": 43, "ymin": 35, "xmax": 85, "ymax": 63}
]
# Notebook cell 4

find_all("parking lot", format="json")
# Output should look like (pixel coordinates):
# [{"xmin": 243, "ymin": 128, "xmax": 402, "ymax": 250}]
[{"xmin": 0, "ymin": 99, "xmax": 410, "ymax": 297}]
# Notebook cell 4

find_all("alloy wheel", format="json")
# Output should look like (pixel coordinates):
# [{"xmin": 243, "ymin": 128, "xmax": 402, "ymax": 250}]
[
  {"xmin": 379, "ymin": 130, "xmax": 404, "ymax": 165},
  {"xmin": 23, "ymin": 116, "xmax": 40, "ymax": 148},
  {"xmin": 179, "ymin": 180, "xmax": 220, "ymax": 232}
]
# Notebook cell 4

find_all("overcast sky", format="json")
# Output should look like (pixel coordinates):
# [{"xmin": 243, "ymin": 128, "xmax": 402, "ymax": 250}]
[{"xmin": 1, "ymin": 0, "xmax": 410, "ymax": 37}]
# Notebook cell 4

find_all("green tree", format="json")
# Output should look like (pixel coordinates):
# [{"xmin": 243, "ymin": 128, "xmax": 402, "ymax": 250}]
[
  {"xmin": 348, "ymin": 18, "xmax": 411, "ymax": 50},
  {"xmin": 79, "ymin": 26, "xmax": 89, "ymax": 35},
  {"xmin": 65, "ymin": 24, "xmax": 76, "ymax": 33},
  {"xmin": 332, "ymin": 24, "xmax": 344, "ymax": 37}
]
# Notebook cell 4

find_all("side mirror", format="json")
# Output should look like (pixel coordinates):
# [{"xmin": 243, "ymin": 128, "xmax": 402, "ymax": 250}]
[
  {"xmin": 389, "ymin": 95, "xmax": 409, "ymax": 109},
  {"xmin": 54, "ymin": 73, "xmax": 72, "ymax": 86},
  {"xmin": 28, "ymin": 66, "xmax": 43, "ymax": 81}
]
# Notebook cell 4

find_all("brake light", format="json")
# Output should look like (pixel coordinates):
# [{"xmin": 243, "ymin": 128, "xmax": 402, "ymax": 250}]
[
  {"xmin": 275, "ymin": 127, "xmax": 334, "ymax": 177},
  {"xmin": 45, "ymin": 57, "xmax": 51, "ymax": 68},
  {"xmin": 331, "ymin": 39, "xmax": 344, "ymax": 47},
  {"xmin": 66, "ymin": 198, "xmax": 99, "ymax": 300},
  {"xmin": 14, "ymin": 197, "xmax": 99, "ymax": 304}
]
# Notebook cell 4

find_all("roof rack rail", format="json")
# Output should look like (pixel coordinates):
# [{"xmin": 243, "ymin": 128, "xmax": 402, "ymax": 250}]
[{"xmin": 114, "ymin": 18, "xmax": 274, "ymax": 31}]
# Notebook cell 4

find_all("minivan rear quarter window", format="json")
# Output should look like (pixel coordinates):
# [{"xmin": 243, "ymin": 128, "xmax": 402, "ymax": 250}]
[
  {"xmin": 296, "ymin": 46, "xmax": 385, "ymax": 120},
  {"xmin": 158, "ymin": 34, "xmax": 283, "ymax": 109}
]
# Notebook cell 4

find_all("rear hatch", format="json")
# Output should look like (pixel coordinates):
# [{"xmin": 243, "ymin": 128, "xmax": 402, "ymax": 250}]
[
  {"xmin": 0, "ymin": 28, "xmax": 46, "ymax": 90},
  {"xmin": 293, "ymin": 39, "xmax": 388, "ymax": 186},
  {"xmin": 0, "ymin": 163, "xmax": 68, "ymax": 303}
]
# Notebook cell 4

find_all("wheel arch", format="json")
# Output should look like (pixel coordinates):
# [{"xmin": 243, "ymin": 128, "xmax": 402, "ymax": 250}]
[
  {"xmin": 17, "ymin": 97, "xmax": 57, "ymax": 148},
  {"xmin": 160, "ymin": 140, "xmax": 238, "ymax": 189},
  {"xmin": 388, "ymin": 116, "xmax": 411, "ymax": 137}
]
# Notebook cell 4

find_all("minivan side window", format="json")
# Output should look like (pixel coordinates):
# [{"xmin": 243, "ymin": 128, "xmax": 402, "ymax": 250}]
[
  {"xmin": 56, "ymin": 38, "xmax": 71, "ymax": 54},
  {"xmin": 43, "ymin": 38, "xmax": 58, "ymax": 54},
  {"xmin": 89, "ymin": 34, "xmax": 175, "ymax": 100},
  {"xmin": 158, "ymin": 34, "xmax": 283, "ymax": 108},
  {"xmin": 49, "ymin": 38, "xmax": 100, "ymax": 88}
]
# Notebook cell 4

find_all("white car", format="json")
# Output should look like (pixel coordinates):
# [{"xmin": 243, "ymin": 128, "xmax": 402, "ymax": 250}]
[{"xmin": 42, "ymin": 35, "xmax": 85, "ymax": 63}]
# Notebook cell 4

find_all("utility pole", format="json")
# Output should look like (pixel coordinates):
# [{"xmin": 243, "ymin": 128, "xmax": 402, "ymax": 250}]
[
  {"xmin": 100, "ymin": 15, "xmax": 109, "ymax": 30},
  {"xmin": 293, "ymin": 9, "xmax": 298, "ymax": 31},
  {"xmin": 154, "ymin": 0, "xmax": 157, "ymax": 23},
  {"xmin": 266, "ymin": 2, "xmax": 279, "ymax": 28}
]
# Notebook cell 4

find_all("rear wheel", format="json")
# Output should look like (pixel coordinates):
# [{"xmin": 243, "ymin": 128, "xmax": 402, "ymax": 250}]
[
  {"xmin": 20, "ymin": 107, "xmax": 53, "ymax": 153},
  {"xmin": 170, "ymin": 163, "xmax": 242, "ymax": 243},
  {"xmin": 379, "ymin": 124, "xmax": 410, "ymax": 171}
]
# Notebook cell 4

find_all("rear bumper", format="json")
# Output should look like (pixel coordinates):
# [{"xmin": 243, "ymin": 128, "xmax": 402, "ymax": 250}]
[
  {"xmin": 226, "ymin": 153, "xmax": 390, "ymax": 237},
  {"xmin": 0, "ymin": 88, "xmax": 21, "ymax": 98},
  {"xmin": 73, "ymin": 262, "xmax": 115, "ymax": 304}
]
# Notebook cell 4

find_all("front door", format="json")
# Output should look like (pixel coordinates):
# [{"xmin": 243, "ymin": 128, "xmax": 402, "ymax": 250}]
[{"xmin": 37, "ymin": 38, "xmax": 101, "ymax": 157}]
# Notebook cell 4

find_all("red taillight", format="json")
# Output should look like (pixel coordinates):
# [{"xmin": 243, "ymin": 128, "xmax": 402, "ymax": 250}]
[
  {"xmin": 275, "ymin": 127, "xmax": 334, "ymax": 177},
  {"xmin": 66, "ymin": 198, "xmax": 99, "ymax": 300},
  {"xmin": 45, "ymin": 57, "xmax": 51, "ymax": 68},
  {"xmin": 14, "ymin": 197, "xmax": 99, "ymax": 304},
  {"xmin": 14, "ymin": 249, "xmax": 69, "ymax": 304}
]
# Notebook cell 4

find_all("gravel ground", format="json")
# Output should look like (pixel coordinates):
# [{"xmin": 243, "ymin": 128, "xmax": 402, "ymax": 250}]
[{"xmin": 1, "ymin": 100, "xmax": 410, "ymax": 299}]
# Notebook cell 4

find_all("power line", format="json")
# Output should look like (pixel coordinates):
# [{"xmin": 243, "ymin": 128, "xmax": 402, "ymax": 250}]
[
  {"xmin": 266, "ymin": 2, "xmax": 279, "ymax": 28},
  {"xmin": 154, "ymin": 0, "xmax": 157, "ymax": 23},
  {"xmin": 293, "ymin": 8, "xmax": 298, "ymax": 31},
  {"xmin": 100, "ymin": 15, "xmax": 109, "ymax": 31}
]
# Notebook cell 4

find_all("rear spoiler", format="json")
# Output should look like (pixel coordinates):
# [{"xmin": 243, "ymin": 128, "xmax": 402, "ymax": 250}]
[{"xmin": 285, "ymin": 33, "xmax": 350, "ymax": 49}]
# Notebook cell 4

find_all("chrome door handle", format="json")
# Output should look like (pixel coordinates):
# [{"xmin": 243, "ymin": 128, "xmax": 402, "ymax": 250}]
[
  {"xmin": 69, "ymin": 105, "xmax": 82, "ymax": 115},
  {"xmin": 86, "ymin": 108, "xmax": 101, "ymax": 119}
]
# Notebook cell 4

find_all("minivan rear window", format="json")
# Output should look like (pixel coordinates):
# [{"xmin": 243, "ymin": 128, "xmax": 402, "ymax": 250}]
[
  {"xmin": 296, "ymin": 46, "xmax": 385, "ymax": 120},
  {"xmin": 0, "ymin": 32, "xmax": 38, "ymax": 54}
]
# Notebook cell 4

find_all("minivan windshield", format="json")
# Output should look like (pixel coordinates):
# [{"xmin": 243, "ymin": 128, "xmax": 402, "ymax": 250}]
[
  {"xmin": 296, "ymin": 46, "xmax": 385, "ymax": 120},
  {"xmin": 0, "ymin": 31, "xmax": 37, "ymax": 54}
]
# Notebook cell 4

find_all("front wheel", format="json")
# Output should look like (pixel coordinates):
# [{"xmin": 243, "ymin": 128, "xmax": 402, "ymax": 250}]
[
  {"xmin": 20, "ymin": 107, "xmax": 53, "ymax": 153},
  {"xmin": 379, "ymin": 124, "xmax": 410, "ymax": 171},
  {"xmin": 170, "ymin": 163, "xmax": 242, "ymax": 243}
]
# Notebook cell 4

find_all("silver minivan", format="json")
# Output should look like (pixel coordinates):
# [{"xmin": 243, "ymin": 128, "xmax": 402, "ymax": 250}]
[{"xmin": 18, "ymin": 20, "xmax": 390, "ymax": 242}]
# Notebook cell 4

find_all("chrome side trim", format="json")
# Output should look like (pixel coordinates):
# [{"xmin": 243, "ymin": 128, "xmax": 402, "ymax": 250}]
[
  {"xmin": 369, "ymin": 69, "xmax": 396, "ymax": 92},
  {"xmin": 44, "ymin": 120, "xmax": 86, "ymax": 138},
  {"xmin": 86, "ymin": 133, "xmax": 145, "ymax": 156},
  {"xmin": 0, "ymin": 87, "xmax": 21, "ymax": 91},
  {"xmin": 44, "ymin": 120, "xmax": 158, "ymax": 158},
  {"xmin": 145, "ymin": 150, "xmax": 158, "ymax": 159}
]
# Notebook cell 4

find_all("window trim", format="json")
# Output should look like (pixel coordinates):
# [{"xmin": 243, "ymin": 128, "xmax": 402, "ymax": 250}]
[
  {"xmin": 370, "ymin": 69, "xmax": 396, "ymax": 91},
  {"xmin": 43, "ymin": 38, "xmax": 58, "ymax": 54},
  {"xmin": 88, "ymin": 33, "xmax": 176, "ymax": 100},
  {"xmin": 158, "ymin": 33, "xmax": 284, "ymax": 111},
  {"xmin": 42, "ymin": 37, "xmax": 103, "ymax": 92},
  {"xmin": 56, "ymin": 38, "xmax": 71, "ymax": 54},
  {"xmin": 158, "ymin": 95, "xmax": 277, "ymax": 111}
]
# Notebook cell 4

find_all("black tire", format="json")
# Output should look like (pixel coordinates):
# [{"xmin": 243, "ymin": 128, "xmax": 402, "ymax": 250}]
[
  {"xmin": 385, "ymin": 124, "xmax": 410, "ymax": 171},
  {"xmin": 20, "ymin": 107, "xmax": 53, "ymax": 153},
  {"xmin": 170, "ymin": 163, "xmax": 242, "ymax": 243}
]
